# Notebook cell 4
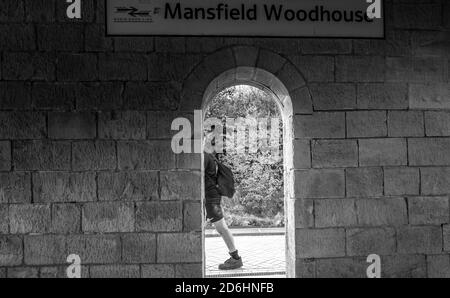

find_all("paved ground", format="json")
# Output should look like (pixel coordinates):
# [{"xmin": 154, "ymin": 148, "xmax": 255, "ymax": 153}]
[
  {"xmin": 205, "ymin": 227, "xmax": 285, "ymax": 237},
  {"xmin": 205, "ymin": 231, "xmax": 286, "ymax": 278}
]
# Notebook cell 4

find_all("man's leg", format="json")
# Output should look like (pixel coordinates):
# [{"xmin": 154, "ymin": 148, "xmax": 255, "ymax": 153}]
[
  {"xmin": 206, "ymin": 203, "xmax": 242, "ymax": 269},
  {"xmin": 213, "ymin": 218, "xmax": 236, "ymax": 253},
  {"xmin": 213, "ymin": 218, "xmax": 243, "ymax": 270}
]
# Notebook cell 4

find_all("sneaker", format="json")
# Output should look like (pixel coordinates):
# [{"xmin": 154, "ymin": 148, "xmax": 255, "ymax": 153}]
[{"xmin": 218, "ymin": 257, "xmax": 243, "ymax": 270}]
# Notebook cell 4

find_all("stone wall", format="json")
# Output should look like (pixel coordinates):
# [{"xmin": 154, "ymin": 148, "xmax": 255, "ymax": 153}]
[{"xmin": 0, "ymin": 0, "xmax": 449, "ymax": 278}]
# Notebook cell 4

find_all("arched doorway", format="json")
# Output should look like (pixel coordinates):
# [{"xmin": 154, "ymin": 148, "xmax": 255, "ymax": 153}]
[
  {"xmin": 180, "ymin": 47, "xmax": 313, "ymax": 278},
  {"xmin": 202, "ymin": 67, "xmax": 294, "ymax": 278}
]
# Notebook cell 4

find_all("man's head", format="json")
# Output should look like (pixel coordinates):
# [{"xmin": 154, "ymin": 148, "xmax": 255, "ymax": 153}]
[{"xmin": 203, "ymin": 129, "xmax": 216, "ymax": 154}]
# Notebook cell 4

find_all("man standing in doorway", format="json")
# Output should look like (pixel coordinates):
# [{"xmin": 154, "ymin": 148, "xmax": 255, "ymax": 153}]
[{"xmin": 204, "ymin": 131, "xmax": 243, "ymax": 270}]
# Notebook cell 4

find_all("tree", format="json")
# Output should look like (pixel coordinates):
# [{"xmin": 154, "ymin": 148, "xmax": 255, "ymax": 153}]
[{"xmin": 205, "ymin": 85, "xmax": 284, "ymax": 227}]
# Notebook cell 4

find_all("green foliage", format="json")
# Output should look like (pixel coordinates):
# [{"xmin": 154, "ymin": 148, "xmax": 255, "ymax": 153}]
[{"xmin": 205, "ymin": 85, "xmax": 284, "ymax": 227}]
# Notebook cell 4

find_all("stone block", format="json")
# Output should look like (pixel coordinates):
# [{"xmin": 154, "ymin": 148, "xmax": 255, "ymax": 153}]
[
  {"xmin": 295, "ymin": 113, "xmax": 345, "ymax": 139},
  {"xmin": 409, "ymin": 138, "xmax": 450, "ymax": 166},
  {"xmin": 346, "ymin": 168, "xmax": 383, "ymax": 197},
  {"xmin": 118, "ymin": 141, "xmax": 176, "ymax": 170},
  {"xmin": 183, "ymin": 201, "xmax": 201, "ymax": 232},
  {"xmin": 316, "ymin": 257, "xmax": 366, "ymax": 278},
  {"xmin": 0, "ymin": 173, "xmax": 31, "ymax": 203},
  {"xmin": 356, "ymin": 198, "xmax": 407, "ymax": 226},
  {"xmin": 0, "ymin": 141, "xmax": 11, "ymax": 171},
  {"xmin": 346, "ymin": 111, "xmax": 387, "ymax": 138},
  {"xmin": 409, "ymin": 83, "xmax": 450, "ymax": 110},
  {"xmin": 72, "ymin": 141, "xmax": 116, "ymax": 171},
  {"xmin": 90, "ymin": 265, "xmax": 140, "ymax": 278},
  {"xmin": 425, "ymin": 112, "xmax": 450, "ymax": 136},
  {"xmin": 293, "ymin": 140, "xmax": 311, "ymax": 169},
  {"xmin": 157, "ymin": 233, "xmax": 202, "ymax": 263},
  {"xmin": 82, "ymin": 202, "xmax": 135, "ymax": 233},
  {"xmin": 7, "ymin": 267, "xmax": 39, "ymax": 278},
  {"xmin": 408, "ymin": 196, "xmax": 449, "ymax": 225},
  {"xmin": 387, "ymin": 58, "xmax": 447, "ymax": 83},
  {"xmin": 291, "ymin": 87, "xmax": 313, "ymax": 115},
  {"xmin": 290, "ymin": 55, "xmax": 334, "ymax": 82},
  {"xmin": 357, "ymin": 83, "xmax": 408, "ymax": 110},
  {"xmin": 0, "ymin": 112, "xmax": 46, "ymax": 139},
  {"xmin": 160, "ymin": 171, "xmax": 201, "ymax": 201},
  {"xmin": 382, "ymin": 255, "xmax": 426, "ymax": 278},
  {"xmin": 427, "ymin": 255, "xmax": 450, "ymax": 278},
  {"xmin": 9, "ymin": 204, "xmax": 51, "ymax": 234},
  {"xmin": 122, "ymin": 233, "xmax": 156, "ymax": 264},
  {"xmin": 0, "ymin": 236, "xmax": 22, "ymax": 266},
  {"xmin": 24, "ymin": 235, "xmax": 66, "ymax": 265},
  {"xmin": 0, "ymin": 82, "xmax": 32, "ymax": 109},
  {"xmin": 37, "ymin": 24, "xmax": 83, "ymax": 51},
  {"xmin": 296, "ymin": 229, "xmax": 345, "ymax": 258},
  {"xmin": 99, "ymin": 54, "xmax": 147, "ymax": 81},
  {"xmin": 56, "ymin": 53, "xmax": 98, "ymax": 81},
  {"xmin": 123, "ymin": 82, "xmax": 180, "ymax": 110},
  {"xmin": 98, "ymin": 171, "xmax": 159, "ymax": 201},
  {"xmin": 13, "ymin": 141, "xmax": 71, "ymax": 171},
  {"xmin": 141, "ymin": 264, "xmax": 174, "ymax": 278},
  {"xmin": 51, "ymin": 204, "xmax": 81, "ymax": 234},
  {"xmin": 3, "ymin": 52, "xmax": 55, "ymax": 81},
  {"xmin": 310, "ymin": 84, "xmax": 356, "ymax": 111},
  {"xmin": 421, "ymin": 167, "xmax": 450, "ymax": 195},
  {"xmin": 48, "ymin": 112, "xmax": 96, "ymax": 139},
  {"xmin": 136, "ymin": 201, "xmax": 182, "ymax": 232},
  {"xmin": 346, "ymin": 228, "xmax": 396, "ymax": 256},
  {"xmin": 295, "ymin": 169, "xmax": 345, "ymax": 199},
  {"xmin": 0, "ymin": 0, "xmax": 24, "ymax": 22},
  {"xmin": 397, "ymin": 226, "xmax": 442, "ymax": 254},
  {"xmin": 336, "ymin": 56, "xmax": 384, "ymax": 82},
  {"xmin": 114, "ymin": 37, "xmax": 154, "ymax": 52},
  {"xmin": 175, "ymin": 263, "xmax": 202, "ymax": 278},
  {"xmin": 76, "ymin": 83, "xmax": 123, "ymax": 111},
  {"xmin": 312, "ymin": 140, "xmax": 358, "ymax": 168},
  {"xmin": 0, "ymin": 24, "xmax": 35, "ymax": 51},
  {"xmin": 66, "ymin": 235, "xmax": 121, "ymax": 264},
  {"xmin": 315, "ymin": 199, "xmax": 357, "ymax": 228},
  {"xmin": 384, "ymin": 167, "xmax": 420, "ymax": 196},
  {"xmin": 85, "ymin": 24, "xmax": 113, "ymax": 52},
  {"xmin": 388, "ymin": 111, "xmax": 424, "ymax": 137},
  {"xmin": 99, "ymin": 111, "xmax": 146, "ymax": 140},
  {"xmin": 31, "ymin": 82, "xmax": 76, "ymax": 110},
  {"xmin": 33, "ymin": 172, "xmax": 96, "ymax": 203},
  {"xmin": 359, "ymin": 138, "xmax": 407, "ymax": 166}
]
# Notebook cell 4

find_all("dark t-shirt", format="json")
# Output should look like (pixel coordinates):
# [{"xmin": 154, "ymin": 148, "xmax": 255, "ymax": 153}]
[{"xmin": 204, "ymin": 152, "xmax": 221, "ymax": 203}]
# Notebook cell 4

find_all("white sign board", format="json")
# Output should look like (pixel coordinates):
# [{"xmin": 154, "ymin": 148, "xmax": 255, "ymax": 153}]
[{"xmin": 106, "ymin": 0, "xmax": 384, "ymax": 38}]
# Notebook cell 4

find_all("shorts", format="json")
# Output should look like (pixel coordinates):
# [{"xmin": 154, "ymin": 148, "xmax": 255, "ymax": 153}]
[{"xmin": 205, "ymin": 202, "xmax": 224, "ymax": 223}]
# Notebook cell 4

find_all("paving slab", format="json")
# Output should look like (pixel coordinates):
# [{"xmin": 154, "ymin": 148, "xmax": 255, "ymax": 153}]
[{"xmin": 205, "ymin": 233, "xmax": 286, "ymax": 278}]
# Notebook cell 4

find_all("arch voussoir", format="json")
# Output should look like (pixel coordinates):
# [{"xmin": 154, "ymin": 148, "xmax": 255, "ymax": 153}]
[
  {"xmin": 233, "ymin": 46, "xmax": 259, "ymax": 67},
  {"xmin": 256, "ymin": 49, "xmax": 288, "ymax": 75},
  {"xmin": 277, "ymin": 62, "xmax": 307, "ymax": 93},
  {"xmin": 202, "ymin": 48, "xmax": 236, "ymax": 76},
  {"xmin": 290, "ymin": 87, "xmax": 313, "ymax": 115},
  {"xmin": 181, "ymin": 46, "xmax": 313, "ymax": 114}
]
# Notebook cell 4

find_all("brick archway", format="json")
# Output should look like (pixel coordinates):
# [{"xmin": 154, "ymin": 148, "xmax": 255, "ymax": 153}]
[{"xmin": 181, "ymin": 46, "xmax": 313, "ymax": 278}]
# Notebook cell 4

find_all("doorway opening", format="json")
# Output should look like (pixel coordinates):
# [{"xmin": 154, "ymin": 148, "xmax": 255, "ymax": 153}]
[
  {"xmin": 200, "ymin": 67, "xmax": 295, "ymax": 278},
  {"xmin": 204, "ymin": 85, "xmax": 285, "ymax": 278}
]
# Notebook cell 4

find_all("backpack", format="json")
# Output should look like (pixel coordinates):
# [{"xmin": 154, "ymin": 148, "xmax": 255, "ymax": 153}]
[{"xmin": 213, "ymin": 156, "xmax": 236, "ymax": 199}]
